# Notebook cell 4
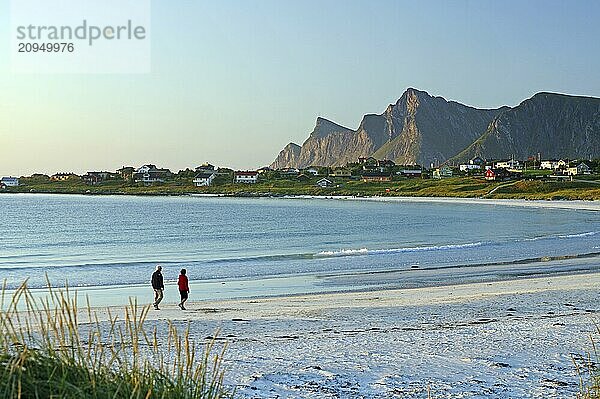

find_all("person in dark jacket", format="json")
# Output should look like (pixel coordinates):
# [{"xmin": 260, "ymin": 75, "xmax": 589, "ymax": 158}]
[
  {"xmin": 151, "ymin": 265, "xmax": 164, "ymax": 310},
  {"xmin": 177, "ymin": 268, "xmax": 189, "ymax": 310}
]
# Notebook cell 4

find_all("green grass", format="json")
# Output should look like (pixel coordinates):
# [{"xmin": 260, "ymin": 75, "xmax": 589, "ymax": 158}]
[
  {"xmin": 490, "ymin": 180, "xmax": 600, "ymax": 200},
  {"xmin": 4, "ymin": 175, "xmax": 600, "ymax": 200},
  {"xmin": 0, "ymin": 281, "xmax": 231, "ymax": 399}
]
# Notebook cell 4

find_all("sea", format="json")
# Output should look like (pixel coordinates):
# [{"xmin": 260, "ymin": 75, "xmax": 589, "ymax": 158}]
[{"xmin": 0, "ymin": 194, "xmax": 598, "ymax": 306}]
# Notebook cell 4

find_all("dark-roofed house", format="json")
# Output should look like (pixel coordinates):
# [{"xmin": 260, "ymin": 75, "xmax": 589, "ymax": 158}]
[
  {"xmin": 82, "ymin": 173, "xmax": 102, "ymax": 185},
  {"xmin": 117, "ymin": 166, "xmax": 135, "ymax": 180},
  {"xmin": 377, "ymin": 159, "xmax": 396, "ymax": 168},
  {"xmin": 133, "ymin": 165, "xmax": 172, "ymax": 184},
  {"xmin": 567, "ymin": 162, "xmax": 592, "ymax": 176},
  {"xmin": 1, "ymin": 177, "xmax": 19, "ymax": 187},
  {"xmin": 361, "ymin": 171, "xmax": 392, "ymax": 182},
  {"xmin": 193, "ymin": 171, "xmax": 216, "ymax": 187},
  {"xmin": 82, "ymin": 171, "xmax": 116, "ymax": 185}
]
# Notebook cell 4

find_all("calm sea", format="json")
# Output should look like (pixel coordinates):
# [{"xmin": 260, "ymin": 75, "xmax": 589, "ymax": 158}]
[{"xmin": 0, "ymin": 194, "xmax": 598, "ymax": 303}]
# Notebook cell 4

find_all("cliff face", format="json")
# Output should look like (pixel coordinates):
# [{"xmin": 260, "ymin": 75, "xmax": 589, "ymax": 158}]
[
  {"xmin": 270, "ymin": 143, "xmax": 301, "ymax": 170},
  {"xmin": 294, "ymin": 118, "xmax": 357, "ymax": 168},
  {"xmin": 371, "ymin": 90, "xmax": 504, "ymax": 165},
  {"xmin": 271, "ymin": 89, "xmax": 600, "ymax": 169},
  {"xmin": 452, "ymin": 92, "xmax": 600, "ymax": 162}
]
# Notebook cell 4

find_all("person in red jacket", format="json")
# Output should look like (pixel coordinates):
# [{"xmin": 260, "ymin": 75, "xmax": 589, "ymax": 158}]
[{"xmin": 177, "ymin": 268, "xmax": 189, "ymax": 310}]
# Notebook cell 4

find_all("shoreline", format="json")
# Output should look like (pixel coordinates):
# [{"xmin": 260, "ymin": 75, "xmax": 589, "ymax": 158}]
[
  {"xmin": 2, "ymin": 191, "xmax": 599, "ymax": 211},
  {"xmin": 280, "ymin": 194, "xmax": 600, "ymax": 211},
  {"xmin": 19, "ymin": 252, "xmax": 597, "ymax": 310},
  {"xmin": 86, "ymin": 269, "xmax": 600, "ymax": 318},
  {"xmin": 134, "ymin": 270, "xmax": 600, "ymax": 319}
]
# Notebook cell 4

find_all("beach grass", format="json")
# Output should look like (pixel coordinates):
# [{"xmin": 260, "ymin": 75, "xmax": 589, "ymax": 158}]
[
  {"xmin": 577, "ymin": 323, "xmax": 600, "ymax": 399},
  {"xmin": 0, "ymin": 281, "xmax": 232, "ymax": 399}
]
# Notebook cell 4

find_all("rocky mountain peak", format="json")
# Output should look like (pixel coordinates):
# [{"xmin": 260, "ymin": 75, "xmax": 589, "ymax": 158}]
[
  {"xmin": 271, "ymin": 89, "xmax": 600, "ymax": 169},
  {"xmin": 309, "ymin": 117, "xmax": 352, "ymax": 138}
]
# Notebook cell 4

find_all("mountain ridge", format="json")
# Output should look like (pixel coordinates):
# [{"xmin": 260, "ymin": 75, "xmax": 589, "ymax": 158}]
[{"xmin": 270, "ymin": 89, "xmax": 600, "ymax": 169}]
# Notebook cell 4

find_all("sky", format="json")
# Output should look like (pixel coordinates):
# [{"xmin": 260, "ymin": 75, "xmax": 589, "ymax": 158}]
[{"xmin": 1, "ymin": 0, "xmax": 600, "ymax": 176}]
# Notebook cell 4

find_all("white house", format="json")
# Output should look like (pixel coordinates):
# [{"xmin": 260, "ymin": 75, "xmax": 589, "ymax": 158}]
[
  {"xmin": 331, "ymin": 168, "xmax": 352, "ymax": 178},
  {"xmin": 193, "ymin": 171, "xmax": 216, "ymax": 187},
  {"xmin": 459, "ymin": 164, "xmax": 481, "ymax": 172},
  {"xmin": 234, "ymin": 171, "xmax": 259, "ymax": 184},
  {"xmin": 540, "ymin": 160, "xmax": 567, "ymax": 170},
  {"xmin": 0, "ymin": 177, "xmax": 19, "ymax": 187},
  {"xmin": 315, "ymin": 178, "xmax": 334, "ymax": 188},
  {"xmin": 133, "ymin": 164, "xmax": 170, "ymax": 183},
  {"xmin": 495, "ymin": 159, "xmax": 522, "ymax": 170},
  {"xmin": 566, "ymin": 162, "xmax": 592, "ymax": 176},
  {"xmin": 398, "ymin": 168, "xmax": 423, "ymax": 178},
  {"xmin": 305, "ymin": 167, "xmax": 319, "ymax": 176},
  {"xmin": 280, "ymin": 168, "xmax": 299, "ymax": 176}
]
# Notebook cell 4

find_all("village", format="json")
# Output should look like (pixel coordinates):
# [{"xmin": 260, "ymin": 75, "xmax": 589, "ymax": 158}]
[{"xmin": 1, "ymin": 156, "xmax": 598, "ymax": 192}]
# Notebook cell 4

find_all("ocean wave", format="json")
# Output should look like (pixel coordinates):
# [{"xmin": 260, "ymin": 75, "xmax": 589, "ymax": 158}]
[
  {"xmin": 523, "ymin": 231, "xmax": 598, "ymax": 242},
  {"xmin": 316, "ymin": 248, "xmax": 369, "ymax": 257},
  {"xmin": 557, "ymin": 231, "xmax": 599, "ymax": 239},
  {"xmin": 1, "ymin": 232, "xmax": 596, "ymax": 274},
  {"xmin": 316, "ymin": 242, "xmax": 484, "ymax": 258},
  {"xmin": 0, "ymin": 242, "xmax": 486, "ymax": 272}
]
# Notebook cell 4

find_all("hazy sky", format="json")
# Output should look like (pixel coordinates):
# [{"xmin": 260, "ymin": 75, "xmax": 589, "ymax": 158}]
[{"xmin": 1, "ymin": 0, "xmax": 600, "ymax": 176}]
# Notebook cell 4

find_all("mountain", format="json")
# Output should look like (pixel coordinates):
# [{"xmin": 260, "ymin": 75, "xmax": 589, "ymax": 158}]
[
  {"xmin": 369, "ymin": 89, "xmax": 505, "ymax": 165},
  {"xmin": 270, "ymin": 88, "xmax": 504, "ymax": 168},
  {"xmin": 450, "ymin": 92, "xmax": 600, "ymax": 162},
  {"xmin": 270, "ymin": 89, "xmax": 600, "ymax": 169}
]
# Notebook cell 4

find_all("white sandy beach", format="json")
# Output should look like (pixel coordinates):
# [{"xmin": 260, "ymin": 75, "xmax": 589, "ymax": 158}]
[
  {"xmin": 279, "ymin": 195, "xmax": 600, "ymax": 212},
  {"xmin": 89, "ymin": 271, "xmax": 600, "ymax": 398}
]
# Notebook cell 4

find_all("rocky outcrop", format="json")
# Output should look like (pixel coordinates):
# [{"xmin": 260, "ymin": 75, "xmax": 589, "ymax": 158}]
[{"xmin": 271, "ymin": 89, "xmax": 600, "ymax": 169}]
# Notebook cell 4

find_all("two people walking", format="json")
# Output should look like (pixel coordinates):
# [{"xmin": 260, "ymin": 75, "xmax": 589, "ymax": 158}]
[{"xmin": 151, "ymin": 265, "xmax": 189, "ymax": 310}]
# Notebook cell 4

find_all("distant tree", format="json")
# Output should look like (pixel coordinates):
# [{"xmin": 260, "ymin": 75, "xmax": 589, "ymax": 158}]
[{"xmin": 176, "ymin": 168, "xmax": 196, "ymax": 179}]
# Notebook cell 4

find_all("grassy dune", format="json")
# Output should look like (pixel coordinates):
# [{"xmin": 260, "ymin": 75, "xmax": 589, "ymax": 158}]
[{"xmin": 0, "ymin": 282, "xmax": 231, "ymax": 399}]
